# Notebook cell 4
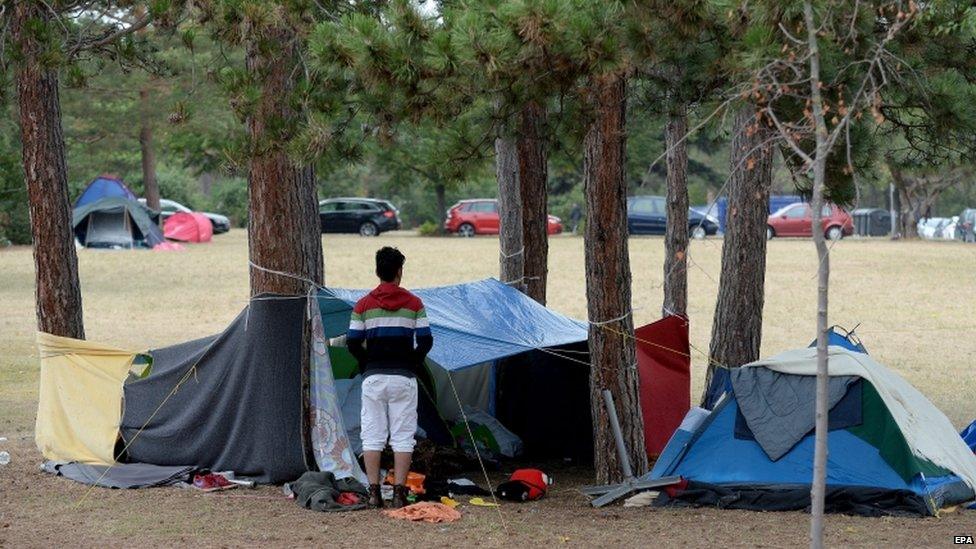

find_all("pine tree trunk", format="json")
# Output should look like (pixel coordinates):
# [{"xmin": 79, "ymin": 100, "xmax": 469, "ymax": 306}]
[
  {"xmin": 517, "ymin": 101, "xmax": 548, "ymax": 305},
  {"xmin": 13, "ymin": 1, "xmax": 85, "ymax": 339},
  {"xmin": 496, "ymin": 136, "xmax": 524, "ymax": 286},
  {"xmin": 703, "ymin": 105, "xmax": 773, "ymax": 398},
  {"xmin": 245, "ymin": 28, "xmax": 323, "ymax": 296},
  {"xmin": 663, "ymin": 104, "xmax": 689, "ymax": 318},
  {"xmin": 434, "ymin": 183, "xmax": 446, "ymax": 236},
  {"xmin": 244, "ymin": 25, "xmax": 322, "ymax": 470},
  {"xmin": 583, "ymin": 73, "xmax": 647, "ymax": 484},
  {"xmin": 894, "ymin": 183, "xmax": 921, "ymax": 239},
  {"xmin": 199, "ymin": 172, "xmax": 215, "ymax": 197},
  {"xmin": 139, "ymin": 86, "xmax": 161, "ymax": 213}
]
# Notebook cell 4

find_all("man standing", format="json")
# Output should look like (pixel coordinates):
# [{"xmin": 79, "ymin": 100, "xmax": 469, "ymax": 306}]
[{"xmin": 347, "ymin": 247, "xmax": 433, "ymax": 508}]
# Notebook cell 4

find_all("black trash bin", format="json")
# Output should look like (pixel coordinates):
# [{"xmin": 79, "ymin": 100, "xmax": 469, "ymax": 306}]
[{"xmin": 852, "ymin": 208, "xmax": 891, "ymax": 237}]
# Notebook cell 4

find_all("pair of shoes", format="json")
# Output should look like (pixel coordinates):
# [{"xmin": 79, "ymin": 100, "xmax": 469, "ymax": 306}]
[
  {"xmin": 368, "ymin": 484, "xmax": 384, "ymax": 508},
  {"xmin": 392, "ymin": 484, "xmax": 409, "ymax": 509},
  {"xmin": 192, "ymin": 473, "xmax": 235, "ymax": 492}
]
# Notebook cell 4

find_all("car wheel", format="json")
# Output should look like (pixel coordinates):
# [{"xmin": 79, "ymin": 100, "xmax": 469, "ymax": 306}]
[
  {"xmin": 766, "ymin": 226, "xmax": 774, "ymax": 240},
  {"xmin": 458, "ymin": 223, "xmax": 476, "ymax": 237},
  {"xmin": 359, "ymin": 222, "xmax": 378, "ymax": 237},
  {"xmin": 826, "ymin": 226, "xmax": 843, "ymax": 241},
  {"xmin": 691, "ymin": 226, "xmax": 707, "ymax": 240}
]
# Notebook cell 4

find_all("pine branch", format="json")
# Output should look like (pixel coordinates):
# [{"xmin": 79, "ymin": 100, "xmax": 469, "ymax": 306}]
[{"xmin": 67, "ymin": 12, "xmax": 153, "ymax": 58}]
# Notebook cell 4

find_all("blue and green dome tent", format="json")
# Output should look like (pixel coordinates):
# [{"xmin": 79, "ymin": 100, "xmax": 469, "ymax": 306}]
[
  {"xmin": 72, "ymin": 197, "xmax": 165, "ymax": 249},
  {"xmin": 75, "ymin": 175, "xmax": 138, "ymax": 208},
  {"xmin": 648, "ymin": 331, "xmax": 976, "ymax": 516}
]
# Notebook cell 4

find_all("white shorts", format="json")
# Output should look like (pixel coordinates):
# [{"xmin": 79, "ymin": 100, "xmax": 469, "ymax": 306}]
[{"xmin": 360, "ymin": 374, "xmax": 419, "ymax": 453}]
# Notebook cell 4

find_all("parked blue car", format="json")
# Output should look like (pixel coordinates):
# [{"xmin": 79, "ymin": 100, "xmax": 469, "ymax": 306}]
[{"xmin": 626, "ymin": 195, "xmax": 720, "ymax": 238}]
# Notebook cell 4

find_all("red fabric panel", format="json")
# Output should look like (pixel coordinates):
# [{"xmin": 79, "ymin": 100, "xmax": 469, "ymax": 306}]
[{"xmin": 635, "ymin": 315, "xmax": 691, "ymax": 458}]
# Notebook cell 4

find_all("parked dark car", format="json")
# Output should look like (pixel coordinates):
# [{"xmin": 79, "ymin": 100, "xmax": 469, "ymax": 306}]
[
  {"xmin": 626, "ymin": 195, "xmax": 719, "ymax": 238},
  {"xmin": 138, "ymin": 198, "xmax": 231, "ymax": 234},
  {"xmin": 319, "ymin": 198, "xmax": 401, "ymax": 236}
]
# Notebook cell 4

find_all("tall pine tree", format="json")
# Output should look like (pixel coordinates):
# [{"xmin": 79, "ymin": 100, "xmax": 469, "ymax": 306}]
[{"xmin": 4, "ymin": 1, "xmax": 177, "ymax": 339}]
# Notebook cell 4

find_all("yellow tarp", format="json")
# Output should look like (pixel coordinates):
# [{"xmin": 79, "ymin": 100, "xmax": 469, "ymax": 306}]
[{"xmin": 35, "ymin": 332, "xmax": 146, "ymax": 465}]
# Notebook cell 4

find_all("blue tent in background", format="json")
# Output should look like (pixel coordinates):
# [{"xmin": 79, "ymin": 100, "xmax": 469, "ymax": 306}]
[{"xmin": 75, "ymin": 175, "xmax": 137, "ymax": 208}]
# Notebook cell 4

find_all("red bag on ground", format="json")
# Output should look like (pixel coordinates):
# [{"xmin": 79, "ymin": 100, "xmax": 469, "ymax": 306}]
[{"xmin": 496, "ymin": 468, "xmax": 552, "ymax": 502}]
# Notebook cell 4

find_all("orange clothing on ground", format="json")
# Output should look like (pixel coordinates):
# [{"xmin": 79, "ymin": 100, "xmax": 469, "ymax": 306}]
[{"xmin": 383, "ymin": 502, "xmax": 461, "ymax": 523}]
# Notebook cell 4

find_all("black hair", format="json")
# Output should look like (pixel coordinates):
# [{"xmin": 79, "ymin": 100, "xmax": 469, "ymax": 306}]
[{"xmin": 375, "ymin": 246, "xmax": 405, "ymax": 282}]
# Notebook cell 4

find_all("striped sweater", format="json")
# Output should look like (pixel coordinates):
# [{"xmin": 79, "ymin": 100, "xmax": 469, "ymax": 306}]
[{"xmin": 347, "ymin": 282, "xmax": 433, "ymax": 378}]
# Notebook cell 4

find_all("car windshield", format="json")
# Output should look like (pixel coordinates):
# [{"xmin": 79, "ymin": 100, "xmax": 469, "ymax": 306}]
[
  {"xmin": 771, "ymin": 204, "xmax": 796, "ymax": 216},
  {"xmin": 162, "ymin": 200, "xmax": 191, "ymax": 213},
  {"xmin": 629, "ymin": 198, "xmax": 660, "ymax": 214}
]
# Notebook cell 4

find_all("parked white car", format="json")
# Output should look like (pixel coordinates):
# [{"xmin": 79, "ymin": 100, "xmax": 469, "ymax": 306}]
[
  {"xmin": 941, "ymin": 216, "xmax": 959, "ymax": 240},
  {"xmin": 917, "ymin": 217, "xmax": 950, "ymax": 240}
]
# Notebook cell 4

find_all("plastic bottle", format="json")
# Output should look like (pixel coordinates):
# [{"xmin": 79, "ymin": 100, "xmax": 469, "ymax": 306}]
[{"xmin": 0, "ymin": 451, "xmax": 10, "ymax": 465}]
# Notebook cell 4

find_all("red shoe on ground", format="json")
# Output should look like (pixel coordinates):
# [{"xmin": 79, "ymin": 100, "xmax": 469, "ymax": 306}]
[{"xmin": 192, "ymin": 473, "xmax": 236, "ymax": 492}]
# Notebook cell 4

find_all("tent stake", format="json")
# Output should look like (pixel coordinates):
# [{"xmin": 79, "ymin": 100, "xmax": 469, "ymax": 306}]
[{"xmin": 582, "ymin": 390, "xmax": 680, "ymax": 508}]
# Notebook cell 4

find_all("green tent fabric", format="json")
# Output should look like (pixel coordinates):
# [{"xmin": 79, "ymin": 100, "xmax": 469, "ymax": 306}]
[
  {"xmin": 848, "ymin": 382, "xmax": 951, "ymax": 482},
  {"xmin": 328, "ymin": 347, "xmax": 359, "ymax": 380},
  {"xmin": 73, "ymin": 197, "xmax": 165, "ymax": 248}
]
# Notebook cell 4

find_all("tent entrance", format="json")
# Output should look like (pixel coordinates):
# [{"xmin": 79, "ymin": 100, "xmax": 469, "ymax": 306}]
[
  {"xmin": 493, "ymin": 343, "xmax": 593, "ymax": 463},
  {"xmin": 84, "ymin": 208, "xmax": 135, "ymax": 248}
]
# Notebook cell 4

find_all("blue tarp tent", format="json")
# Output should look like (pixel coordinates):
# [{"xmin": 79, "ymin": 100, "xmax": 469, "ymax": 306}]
[
  {"xmin": 318, "ymin": 278, "xmax": 594, "ymax": 461},
  {"xmin": 75, "ymin": 176, "xmax": 138, "ymax": 208},
  {"xmin": 648, "ymin": 331, "xmax": 976, "ymax": 516},
  {"xmin": 317, "ymin": 278, "xmax": 589, "ymax": 371}
]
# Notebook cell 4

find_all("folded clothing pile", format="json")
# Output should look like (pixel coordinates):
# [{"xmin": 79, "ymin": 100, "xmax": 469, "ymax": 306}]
[{"xmin": 285, "ymin": 471, "xmax": 369, "ymax": 512}]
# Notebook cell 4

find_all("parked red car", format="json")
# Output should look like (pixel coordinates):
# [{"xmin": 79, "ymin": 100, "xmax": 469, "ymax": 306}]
[
  {"xmin": 767, "ymin": 203, "xmax": 854, "ymax": 240},
  {"xmin": 444, "ymin": 199, "xmax": 563, "ymax": 236}
]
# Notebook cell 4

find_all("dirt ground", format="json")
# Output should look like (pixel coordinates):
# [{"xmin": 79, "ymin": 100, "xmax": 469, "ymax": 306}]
[
  {"xmin": 1, "ymin": 435, "xmax": 973, "ymax": 548},
  {"xmin": 1, "ymin": 231, "xmax": 975, "ymax": 547}
]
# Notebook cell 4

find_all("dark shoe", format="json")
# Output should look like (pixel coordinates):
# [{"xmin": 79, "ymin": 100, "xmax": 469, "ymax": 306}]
[
  {"xmin": 392, "ymin": 484, "xmax": 409, "ymax": 509},
  {"xmin": 368, "ymin": 484, "xmax": 383, "ymax": 508}
]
